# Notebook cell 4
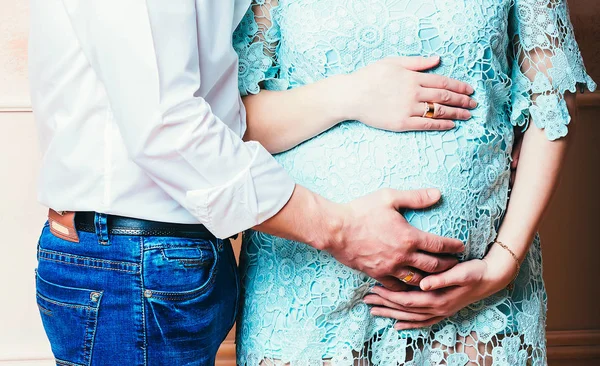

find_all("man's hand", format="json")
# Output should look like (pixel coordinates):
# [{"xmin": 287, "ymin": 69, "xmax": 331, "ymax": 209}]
[
  {"xmin": 363, "ymin": 244, "xmax": 517, "ymax": 329},
  {"xmin": 324, "ymin": 188, "xmax": 465, "ymax": 290}
]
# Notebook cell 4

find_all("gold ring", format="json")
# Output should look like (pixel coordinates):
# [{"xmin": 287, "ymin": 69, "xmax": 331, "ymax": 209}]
[
  {"xmin": 400, "ymin": 270, "xmax": 415, "ymax": 283},
  {"xmin": 422, "ymin": 101, "xmax": 435, "ymax": 118}
]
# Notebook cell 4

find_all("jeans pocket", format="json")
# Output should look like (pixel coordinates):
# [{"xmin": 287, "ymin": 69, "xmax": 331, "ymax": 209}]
[
  {"xmin": 35, "ymin": 271, "xmax": 103, "ymax": 366},
  {"xmin": 143, "ymin": 237, "xmax": 219, "ymax": 300},
  {"xmin": 142, "ymin": 238, "xmax": 236, "ymax": 364}
]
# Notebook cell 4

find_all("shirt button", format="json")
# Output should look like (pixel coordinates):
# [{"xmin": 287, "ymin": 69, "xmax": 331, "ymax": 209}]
[{"xmin": 144, "ymin": 289, "xmax": 153, "ymax": 298}]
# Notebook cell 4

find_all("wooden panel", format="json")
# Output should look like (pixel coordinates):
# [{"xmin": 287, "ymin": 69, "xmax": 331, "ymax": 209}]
[{"xmin": 540, "ymin": 9, "xmax": 600, "ymax": 365}]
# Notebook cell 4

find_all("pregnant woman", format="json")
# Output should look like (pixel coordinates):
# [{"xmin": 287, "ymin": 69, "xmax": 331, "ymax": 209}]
[{"xmin": 234, "ymin": 0, "xmax": 595, "ymax": 364}]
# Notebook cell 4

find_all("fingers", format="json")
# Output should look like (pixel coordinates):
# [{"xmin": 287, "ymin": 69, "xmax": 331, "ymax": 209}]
[
  {"xmin": 416, "ymin": 102, "xmax": 472, "ymax": 121},
  {"xmin": 370, "ymin": 285, "xmax": 437, "ymax": 308},
  {"xmin": 389, "ymin": 188, "xmax": 442, "ymax": 210},
  {"xmin": 418, "ymin": 88, "xmax": 477, "ymax": 110},
  {"xmin": 394, "ymin": 267, "xmax": 424, "ymax": 286},
  {"xmin": 364, "ymin": 293, "xmax": 435, "ymax": 315},
  {"xmin": 370, "ymin": 307, "xmax": 440, "ymax": 322},
  {"xmin": 409, "ymin": 253, "xmax": 458, "ymax": 273},
  {"xmin": 393, "ymin": 316, "xmax": 447, "ymax": 330},
  {"xmin": 399, "ymin": 117, "xmax": 456, "ymax": 131},
  {"xmin": 416, "ymin": 232, "xmax": 465, "ymax": 255},
  {"xmin": 376, "ymin": 276, "xmax": 409, "ymax": 292},
  {"xmin": 393, "ymin": 55, "xmax": 441, "ymax": 72},
  {"xmin": 420, "ymin": 263, "xmax": 475, "ymax": 291},
  {"xmin": 418, "ymin": 73, "xmax": 474, "ymax": 95}
]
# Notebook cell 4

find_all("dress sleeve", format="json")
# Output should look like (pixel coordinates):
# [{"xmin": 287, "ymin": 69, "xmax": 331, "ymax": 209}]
[
  {"xmin": 508, "ymin": 0, "xmax": 596, "ymax": 140},
  {"xmin": 234, "ymin": 0, "xmax": 289, "ymax": 96}
]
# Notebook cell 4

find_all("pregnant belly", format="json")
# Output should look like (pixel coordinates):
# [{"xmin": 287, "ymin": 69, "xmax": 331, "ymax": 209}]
[{"xmin": 274, "ymin": 121, "xmax": 512, "ymax": 260}]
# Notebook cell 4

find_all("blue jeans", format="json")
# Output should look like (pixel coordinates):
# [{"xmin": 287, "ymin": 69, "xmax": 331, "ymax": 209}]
[{"xmin": 35, "ymin": 217, "xmax": 239, "ymax": 366}]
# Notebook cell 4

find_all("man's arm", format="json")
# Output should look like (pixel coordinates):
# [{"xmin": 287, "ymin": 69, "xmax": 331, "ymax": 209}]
[
  {"xmin": 61, "ymin": 0, "xmax": 464, "ymax": 289},
  {"xmin": 61, "ymin": 0, "xmax": 295, "ymax": 238}
]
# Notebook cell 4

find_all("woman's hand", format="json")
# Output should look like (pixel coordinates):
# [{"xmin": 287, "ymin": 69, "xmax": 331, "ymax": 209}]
[
  {"xmin": 363, "ymin": 244, "xmax": 518, "ymax": 329},
  {"xmin": 338, "ymin": 56, "xmax": 477, "ymax": 132}
]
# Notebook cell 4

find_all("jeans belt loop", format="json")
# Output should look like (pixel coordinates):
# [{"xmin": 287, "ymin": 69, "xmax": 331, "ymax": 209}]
[{"xmin": 94, "ymin": 212, "xmax": 110, "ymax": 245}]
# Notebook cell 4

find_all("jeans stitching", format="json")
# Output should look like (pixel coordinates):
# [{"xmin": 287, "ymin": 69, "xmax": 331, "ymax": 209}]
[
  {"xmin": 145, "ymin": 243, "xmax": 213, "ymax": 251},
  {"xmin": 37, "ymin": 290, "xmax": 100, "ymax": 366},
  {"xmin": 81, "ymin": 308, "xmax": 91, "ymax": 365},
  {"xmin": 38, "ymin": 248, "xmax": 139, "ymax": 273},
  {"xmin": 37, "ymin": 303, "xmax": 53, "ymax": 316},
  {"xmin": 55, "ymin": 358, "xmax": 84, "ymax": 366},
  {"xmin": 38, "ymin": 248, "xmax": 137, "ymax": 266},
  {"xmin": 38, "ymin": 256, "xmax": 138, "ymax": 274},
  {"xmin": 140, "ymin": 236, "xmax": 148, "ymax": 366},
  {"xmin": 84, "ymin": 295, "xmax": 102, "ymax": 365},
  {"xmin": 37, "ymin": 292, "xmax": 97, "ymax": 310},
  {"xmin": 145, "ymin": 239, "xmax": 220, "ymax": 301}
]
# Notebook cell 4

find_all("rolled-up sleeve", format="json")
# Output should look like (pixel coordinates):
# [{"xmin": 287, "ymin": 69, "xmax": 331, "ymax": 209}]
[{"xmin": 61, "ymin": 0, "xmax": 295, "ymax": 238}]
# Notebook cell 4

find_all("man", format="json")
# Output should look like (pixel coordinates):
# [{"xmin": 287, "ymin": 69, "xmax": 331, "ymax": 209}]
[{"xmin": 29, "ymin": 1, "xmax": 465, "ymax": 364}]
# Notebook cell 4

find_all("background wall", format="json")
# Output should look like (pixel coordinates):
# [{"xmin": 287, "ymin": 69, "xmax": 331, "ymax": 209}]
[{"xmin": 0, "ymin": 1, "xmax": 598, "ymax": 365}]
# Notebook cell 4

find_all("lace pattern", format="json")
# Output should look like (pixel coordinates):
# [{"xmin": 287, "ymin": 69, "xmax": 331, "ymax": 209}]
[{"xmin": 233, "ymin": 1, "xmax": 595, "ymax": 365}]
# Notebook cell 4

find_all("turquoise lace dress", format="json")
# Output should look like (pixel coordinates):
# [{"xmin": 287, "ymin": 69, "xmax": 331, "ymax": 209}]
[{"xmin": 233, "ymin": 1, "xmax": 596, "ymax": 364}]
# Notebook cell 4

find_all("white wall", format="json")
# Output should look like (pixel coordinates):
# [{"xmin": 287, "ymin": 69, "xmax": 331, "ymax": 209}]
[{"xmin": 0, "ymin": 0, "xmax": 54, "ymax": 364}]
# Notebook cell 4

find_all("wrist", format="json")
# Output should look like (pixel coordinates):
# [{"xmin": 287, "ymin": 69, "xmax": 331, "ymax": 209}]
[
  {"xmin": 303, "ymin": 192, "xmax": 348, "ymax": 252},
  {"xmin": 326, "ymin": 74, "xmax": 361, "ymax": 122},
  {"xmin": 482, "ymin": 244, "xmax": 520, "ymax": 290}
]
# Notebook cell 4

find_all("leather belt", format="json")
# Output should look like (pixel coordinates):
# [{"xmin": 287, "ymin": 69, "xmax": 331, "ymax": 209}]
[
  {"xmin": 47, "ymin": 209, "xmax": 225, "ymax": 243},
  {"xmin": 73, "ymin": 211, "xmax": 216, "ymax": 240}
]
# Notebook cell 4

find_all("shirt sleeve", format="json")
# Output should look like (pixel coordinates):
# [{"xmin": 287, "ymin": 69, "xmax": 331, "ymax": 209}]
[
  {"xmin": 508, "ymin": 0, "xmax": 596, "ymax": 141},
  {"xmin": 233, "ymin": 0, "xmax": 291, "ymax": 95},
  {"xmin": 60, "ymin": 0, "xmax": 295, "ymax": 238}
]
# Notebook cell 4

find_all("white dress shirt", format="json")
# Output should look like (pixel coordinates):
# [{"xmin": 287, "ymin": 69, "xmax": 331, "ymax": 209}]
[{"xmin": 28, "ymin": 0, "xmax": 295, "ymax": 238}]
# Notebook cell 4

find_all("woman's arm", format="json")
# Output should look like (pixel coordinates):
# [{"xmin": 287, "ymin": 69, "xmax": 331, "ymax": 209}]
[
  {"xmin": 423, "ymin": 92, "xmax": 575, "ymax": 291},
  {"xmin": 243, "ymin": 56, "xmax": 476, "ymax": 154},
  {"xmin": 241, "ymin": 73, "xmax": 349, "ymax": 153},
  {"xmin": 362, "ymin": 101, "xmax": 575, "ymax": 329},
  {"xmin": 485, "ymin": 94, "xmax": 574, "ymax": 274},
  {"xmin": 362, "ymin": 0, "xmax": 597, "ymax": 327},
  {"xmin": 236, "ymin": 1, "xmax": 476, "ymax": 154}
]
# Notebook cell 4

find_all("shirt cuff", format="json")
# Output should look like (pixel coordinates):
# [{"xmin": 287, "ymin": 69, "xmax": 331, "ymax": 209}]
[{"xmin": 185, "ymin": 141, "xmax": 295, "ymax": 239}]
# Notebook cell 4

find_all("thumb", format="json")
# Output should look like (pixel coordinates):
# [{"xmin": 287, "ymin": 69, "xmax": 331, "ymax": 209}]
[
  {"xmin": 395, "ymin": 55, "xmax": 441, "ymax": 72},
  {"xmin": 420, "ymin": 265, "xmax": 469, "ymax": 291},
  {"xmin": 390, "ymin": 188, "xmax": 442, "ymax": 210}
]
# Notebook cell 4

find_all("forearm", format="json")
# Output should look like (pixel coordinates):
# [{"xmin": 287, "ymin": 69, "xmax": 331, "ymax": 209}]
[
  {"xmin": 253, "ymin": 184, "xmax": 343, "ymax": 250},
  {"xmin": 242, "ymin": 74, "xmax": 352, "ymax": 153},
  {"xmin": 491, "ymin": 95, "xmax": 575, "ymax": 264}
]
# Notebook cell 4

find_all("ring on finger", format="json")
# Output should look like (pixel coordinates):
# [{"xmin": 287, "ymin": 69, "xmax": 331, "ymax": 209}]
[
  {"xmin": 422, "ymin": 101, "xmax": 436, "ymax": 118},
  {"xmin": 400, "ymin": 270, "xmax": 415, "ymax": 283}
]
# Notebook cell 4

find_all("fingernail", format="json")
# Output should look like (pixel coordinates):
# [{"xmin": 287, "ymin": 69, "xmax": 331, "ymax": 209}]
[
  {"xmin": 426, "ymin": 189, "xmax": 441, "ymax": 200},
  {"xmin": 421, "ymin": 283, "xmax": 430, "ymax": 291},
  {"xmin": 467, "ymin": 86, "xmax": 475, "ymax": 94},
  {"xmin": 469, "ymin": 99, "xmax": 478, "ymax": 108}
]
